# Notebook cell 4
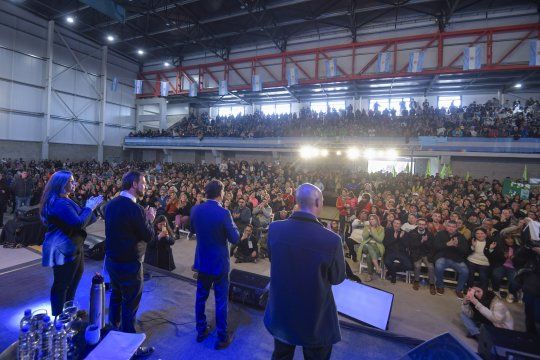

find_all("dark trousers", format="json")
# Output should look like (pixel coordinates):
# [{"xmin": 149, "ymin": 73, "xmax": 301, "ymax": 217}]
[
  {"xmin": 524, "ymin": 291, "xmax": 540, "ymax": 334},
  {"xmin": 338, "ymin": 215, "xmax": 346, "ymax": 237},
  {"xmin": 466, "ymin": 261, "xmax": 490, "ymax": 289},
  {"xmin": 51, "ymin": 252, "xmax": 84, "ymax": 316},
  {"xmin": 195, "ymin": 272, "xmax": 229, "ymax": 341},
  {"xmin": 345, "ymin": 238, "xmax": 358, "ymax": 261},
  {"xmin": 272, "ymin": 338, "xmax": 332, "ymax": 360},
  {"xmin": 0, "ymin": 203, "xmax": 5, "ymax": 227},
  {"xmin": 106, "ymin": 258, "xmax": 143, "ymax": 333},
  {"xmin": 384, "ymin": 252, "xmax": 413, "ymax": 277}
]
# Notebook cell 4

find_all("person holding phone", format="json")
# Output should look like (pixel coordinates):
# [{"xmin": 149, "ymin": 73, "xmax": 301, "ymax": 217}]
[
  {"xmin": 40, "ymin": 170, "xmax": 102, "ymax": 316},
  {"xmin": 144, "ymin": 215, "xmax": 176, "ymax": 271}
]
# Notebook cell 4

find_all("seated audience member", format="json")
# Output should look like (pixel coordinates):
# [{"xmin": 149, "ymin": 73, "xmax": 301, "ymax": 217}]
[
  {"xmin": 234, "ymin": 225, "xmax": 258, "ymax": 263},
  {"xmin": 144, "ymin": 215, "xmax": 176, "ymax": 271},
  {"xmin": 428, "ymin": 212, "xmax": 444, "ymax": 234},
  {"xmin": 360, "ymin": 214, "xmax": 385, "ymax": 281},
  {"xmin": 336, "ymin": 189, "xmax": 351, "ymax": 236},
  {"xmin": 457, "ymin": 219, "xmax": 472, "ymax": 241},
  {"xmin": 252, "ymin": 197, "xmax": 273, "ymax": 229},
  {"xmin": 460, "ymin": 287, "xmax": 514, "ymax": 339},
  {"xmin": 276, "ymin": 209, "xmax": 290, "ymax": 221},
  {"xmin": 433, "ymin": 220, "xmax": 470, "ymax": 298},
  {"xmin": 328, "ymin": 220, "xmax": 340, "ymax": 234},
  {"xmin": 345, "ymin": 212, "xmax": 368, "ymax": 262},
  {"xmin": 401, "ymin": 213, "xmax": 418, "ymax": 233},
  {"xmin": 467, "ymin": 228, "xmax": 491, "ymax": 290},
  {"xmin": 383, "ymin": 219, "xmax": 412, "ymax": 283},
  {"xmin": 487, "ymin": 235, "xmax": 521, "ymax": 302},
  {"xmin": 406, "ymin": 218, "xmax": 436, "ymax": 294},
  {"xmin": 175, "ymin": 192, "xmax": 192, "ymax": 234}
]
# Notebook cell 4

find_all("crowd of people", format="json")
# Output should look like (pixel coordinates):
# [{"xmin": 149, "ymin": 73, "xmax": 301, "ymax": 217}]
[
  {"xmin": 128, "ymin": 98, "xmax": 540, "ymax": 140},
  {"xmin": 1, "ymin": 157, "xmax": 539, "ymax": 337}
]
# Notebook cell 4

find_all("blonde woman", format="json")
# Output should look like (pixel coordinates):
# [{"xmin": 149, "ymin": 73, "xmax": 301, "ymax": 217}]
[{"xmin": 360, "ymin": 214, "xmax": 385, "ymax": 281}]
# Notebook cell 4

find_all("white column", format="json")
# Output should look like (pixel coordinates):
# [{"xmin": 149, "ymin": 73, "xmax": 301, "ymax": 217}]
[
  {"xmin": 98, "ymin": 45, "xmax": 107, "ymax": 163},
  {"xmin": 42, "ymin": 20, "xmax": 54, "ymax": 160},
  {"xmin": 159, "ymin": 98, "xmax": 167, "ymax": 130}
]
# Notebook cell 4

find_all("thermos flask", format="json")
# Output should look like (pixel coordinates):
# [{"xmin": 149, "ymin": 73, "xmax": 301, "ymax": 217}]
[{"xmin": 89, "ymin": 273, "xmax": 105, "ymax": 330}]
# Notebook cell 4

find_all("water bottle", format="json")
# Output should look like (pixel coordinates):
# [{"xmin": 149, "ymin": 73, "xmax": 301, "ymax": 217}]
[
  {"xmin": 53, "ymin": 323, "xmax": 67, "ymax": 360},
  {"xmin": 40, "ymin": 316, "xmax": 54, "ymax": 360},
  {"xmin": 17, "ymin": 325, "xmax": 32, "ymax": 360},
  {"xmin": 89, "ymin": 273, "xmax": 105, "ymax": 329},
  {"xmin": 19, "ymin": 309, "xmax": 32, "ymax": 331},
  {"xmin": 420, "ymin": 278, "xmax": 427, "ymax": 287}
]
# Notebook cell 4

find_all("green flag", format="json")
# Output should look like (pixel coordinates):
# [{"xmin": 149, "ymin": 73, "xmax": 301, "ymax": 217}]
[
  {"xmin": 465, "ymin": 171, "xmax": 470, "ymax": 181},
  {"xmin": 425, "ymin": 160, "xmax": 431, "ymax": 178},
  {"xmin": 405, "ymin": 163, "xmax": 410, "ymax": 174},
  {"xmin": 392, "ymin": 165, "xmax": 397, "ymax": 177},
  {"xmin": 523, "ymin": 165, "xmax": 528, "ymax": 181},
  {"xmin": 446, "ymin": 163, "xmax": 453, "ymax": 177}
]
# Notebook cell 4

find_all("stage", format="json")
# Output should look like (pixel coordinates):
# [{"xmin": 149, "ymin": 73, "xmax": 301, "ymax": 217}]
[{"xmin": 0, "ymin": 253, "xmax": 419, "ymax": 359}]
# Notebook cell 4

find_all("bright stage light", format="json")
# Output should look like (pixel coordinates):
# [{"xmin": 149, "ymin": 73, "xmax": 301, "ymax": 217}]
[
  {"xmin": 66, "ymin": 16, "xmax": 75, "ymax": 24},
  {"xmin": 386, "ymin": 149, "xmax": 398, "ymax": 160},
  {"xmin": 336, "ymin": 150, "xmax": 342, "ymax": 156},
  {"xmin": 363, "ymin": 148, "xmax": 375, "ymax": 159},
  {"xmin": 299, "ymin": 146, "xmax": 319, "ymax": 159},
  {"xmin": 320, "ymin": 149, "xmax": 329, "ymax": 157},
  {"xmin": 514, "ymin": 83, "xmax": 522, "ymax": 89},
  {"xmin": 347, "ymin": 147, "xmax": 360, "ymax": 160}
]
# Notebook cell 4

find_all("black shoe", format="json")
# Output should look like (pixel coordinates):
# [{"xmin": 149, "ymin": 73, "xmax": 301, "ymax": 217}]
[
  {"xmin": 132, "ymin": 346, "xmax": 155, "ymax": 358},
  {"xmin": 105, "ymin": 282, "xmax": 111, "ymax": 292},
  {"xmin": 390, "ymin": 274, "xmax": 396, "ymax": 284},
  {"xmin": 196, "ymin": 326, "xmax": 211, "ymax": 343},
  {"xmin": 466, "ymin": 334, "xmax": 478, "ymax": 340},
  {"xmin": 215, "ymin": 333, "xmax": 234, "ymax": 350}
]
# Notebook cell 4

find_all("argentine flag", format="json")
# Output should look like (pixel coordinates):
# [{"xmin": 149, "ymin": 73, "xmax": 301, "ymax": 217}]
[
  {"xmin": 287, "ymin": 66, "xmax": 299, "ymax": 86},
  {"xmin": 463, "ymin": 46, "xmax": 482, "ymax": 70},
  {"xmin": 160, "ymin": 81, "xmax": 168, "ymax": 97},
  {"xmin": 530, "ymin": 40, "xmax": 540, "ymax": 66},
  {"xmin": 325, "ymin": 59, "xmax": 337, "ymax": 78},
  {"xmin": 408, "ymin": 52, "xmax": 424, "ymax": 73},
  {"xmin": 377, "ymin": 52, "xmax": 391, "ymax": 73},
  {"xmin": 252, "ymin": 74, "xmax": 262, "ymax": 92},
  {"xmin": 219, "ymin": 80, "xmax": 228, "ymax": 96},
  {"xmin": 189, "ymin": 82, "xmax": 198, "ymax": 97}
]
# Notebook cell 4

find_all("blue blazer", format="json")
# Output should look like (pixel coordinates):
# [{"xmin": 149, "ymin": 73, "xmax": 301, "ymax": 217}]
[
  {"xmin": 42, "ymin": 197, "xmax": 96, "ymax": 267},
  {"xmin": 191, "ymin": 200, "xmax": 240, "ymax": 275},
  {"xmin": 264, "ymin": 211, "xmax": 346, "ymax": 347}
]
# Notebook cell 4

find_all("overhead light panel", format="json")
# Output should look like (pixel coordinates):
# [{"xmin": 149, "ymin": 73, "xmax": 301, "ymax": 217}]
[
  {"xmin": 386, "ymin": 149, "xmax": 398, "ymax": 160},
  {"xmin": 164, "ymin": 62, "xmax": 170, "ymax": 67},
  {"xmin": 137, "ymin": 49, "xmax": 145, "ymax": 55},
  {"xmin": 347, "ymin": 147, "xmax": 360, "ymax": 160},
  {"xmin": 66, "ymin": 16, "xmax": 75, "ymax": 24},
  {"xmin": 106, "ymin": 35, "xmax": 115, "ymax": 42},
  {"xmin": 514, "ymin": 83, "xmax": 522, "ymax": 89}
]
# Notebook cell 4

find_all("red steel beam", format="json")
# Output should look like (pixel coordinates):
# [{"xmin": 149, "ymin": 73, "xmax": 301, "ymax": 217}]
[
  {"xmin": 228, "ymin": 63, "xmax": 249, "ymax": 85},
  {"xmin": 399, "ymin": 36, "xmax": 438, "ymax": 73},
  {"xmin": 494, "ymin": 29, "xmax": 535, "ymax": 65},
  {"xmin": 445, "ymin": 32, "xmax": 486, "ymax": 69},
  {"xmin": 287, "ymin": 56, "xmax": 312, "ymax": 79},
  {"xmin": 203, "ymin": 66, "xmax": 220, "ymax": 85},
  {"xmin": 486, "ymin": 32, "xmax": 493, "ymax": 66},
  {"xmin": 256, "ymin": 60, "xmax": 279, "ymax": 82},
  {"xmin": 319, "ymin": 51, "xmax": 348, "ymax": 76}
]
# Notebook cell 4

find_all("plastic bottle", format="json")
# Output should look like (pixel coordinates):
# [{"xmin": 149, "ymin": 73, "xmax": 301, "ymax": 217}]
[
  {"xmin": 40, "ymin": 315, "xmax": 54, "ymax": 360},
  {"xmin": 53, "ymin": 323, "xmax": 67, "ymax": 360},
  {"xmin": 17, "ymin": 325, "xmax": 33, "ymax": 360},
  {"xmin": 19, "ymin": 309, "xmax": 32, "ymax": 331}
]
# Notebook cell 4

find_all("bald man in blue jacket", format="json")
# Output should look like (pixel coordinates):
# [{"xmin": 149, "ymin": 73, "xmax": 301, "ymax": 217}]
[{"xmin": 264, "ymin": 183, "xmax": 346, "ymax": 360}]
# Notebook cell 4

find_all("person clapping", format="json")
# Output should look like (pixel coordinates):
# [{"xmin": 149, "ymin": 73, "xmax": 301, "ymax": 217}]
[
  {"xmin": 234, "ymin": 225, "xmax": 258, "ymax": 263},
  {"xmin": 144, "ymin": 215, "xmax": 176, "ymax": 271}
]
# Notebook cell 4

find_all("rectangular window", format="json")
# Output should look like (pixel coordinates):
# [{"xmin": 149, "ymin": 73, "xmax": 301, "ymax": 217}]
[
  {"xmin": 215, "ymin": 106, "xmax": 244, "ymax": 117},
  {"xmin": 369, "ymin": 99, "xmax": 390, "ymax": 111},
  {"xmin": 328, "ymin": 100, "xmax": 346, "ymax": 111},
  {"xmin": 311, "ymin": 101, "xmax": 328, "ymax": 113},
  {"xmin": 261, "ymin": 103, "xmax": 291, "ymax": 115},
  {"xmin": 438, "ymin": 96, "xmax": 461, "ymax": 109}
]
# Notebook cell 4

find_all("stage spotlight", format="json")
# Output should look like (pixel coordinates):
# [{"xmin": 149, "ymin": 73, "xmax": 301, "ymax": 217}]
[
  {"xmin": 106, "ymin": 35, "xmax": 115, "ymax": 42},
  {"xmin": 363, "ymin": 148, "xmax": 375, "ymax": 159},
  {"xmin": 346, "ymin": 147, "xmax": 360, "ymax": 160},
  {"xmin": 336, "ymin": 150, "xmax": 342, "ymax": 156},
  {"xmin": 164, "ymin": 62, "xmax": 170, "ymax": 67},
  {"xmin": 299, "ymin": 146, "xmax": 319, "ymax": 159},
  {"xmin": 386, "ymin": 149, "xmax": 398, "ymax": 160},
  {"xmin": 514, "ymin": 83, "xmax": 522, "ymax": 89},
  {"xmin": 137, "ymin": 49, "xmax": 145, "ymax": 55},
  {"xmin": 320, "ymin": 149, "xmax": 329, "ymax": 157},
  {"xmin": 66, "ymin": 16, "xmax": 75, "ymax": 24}
]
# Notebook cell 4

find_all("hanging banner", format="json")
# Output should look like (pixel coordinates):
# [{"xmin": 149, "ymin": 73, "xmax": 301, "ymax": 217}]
[
  {"xmin": 463, "ymin": 46, "xmax": 481, "ymax": 70},
  {"xmin": 189, "ymin": 82, "xmax": 198, "ymax": 97},
  {"xmin": 377, "ymin": 52, "xmax": 391, "ymax": 73},
  {"xmin": 502, "ymin": 179, "xmax": 530, "ymax": 199},
  {"xmin": 530, "ymin": 40, "xmax": 540, "ymax": 66},
  {"xmin": 111, "ymin": 77, "xmax": 119, "ymax": 92},
  {"xmin": 218, "ymin": 80, "xmax": 228, "ymax": 96},
  {"xmin": 408, "ymin": 51, "xmax": 424, "ymax": 73},
  {"xmin": 134, "ymin": 79, "xmax": 143, "ymax": 94},
  {"xmin": 160, "ymin": 81, "xmax": 168, "ymax": 97},
  {"xmin": 325, "ymin": 59, "xmax": 337, "ymax": 78},
  {"xmin": 252, "ymin": 74, "xmax": 262, "ymax": 92},
  {"xmin": 287, "ymin": 66, "xmax": 299, "ymax": 86}
]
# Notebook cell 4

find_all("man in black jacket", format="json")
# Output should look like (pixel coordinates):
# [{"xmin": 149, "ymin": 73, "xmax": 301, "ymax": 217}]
[
  {"xmin": 433, "ymin": 220, "xmax": 470, "ymax": 298},
  {"xmin": 383, "ymin": 219, "xmax": 412, "ymax": 283},
  {"xmin": 105, "ymin": 171, "xmax": 155, "ymax": 358},
  {"xmin": 234, "ymin": 224, "xmax": 258, "ymax": 263},
  {"xmin": 11, "ymin": 171, "xmax": 33, "ymax": 211},
  {"xmin": 0, "ymin": 173, "xmax": 9, "ymax": 228},
  {"xmin": 405, "ymin": 218, "xmax": 436, "ymax": 294}
]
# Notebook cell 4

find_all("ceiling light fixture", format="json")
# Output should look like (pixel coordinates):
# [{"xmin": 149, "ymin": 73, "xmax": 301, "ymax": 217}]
[
  {"xmin": 66, "ymin": 16, "xmax": 75, "ymax": 24},
  {"xmin": 137, "ymin": 49, "xmax": 145, "ymax": 55},
  {"xmin": 106, "ymin": 35, "xmax": 115, "ymax": 42},
  {"xmin": 164, "ymin": 62, "xmax": 170, "ymax": 67},
  {"xmin": 514, "ymin": 83, "xmax": 522, "ymax": 89}
]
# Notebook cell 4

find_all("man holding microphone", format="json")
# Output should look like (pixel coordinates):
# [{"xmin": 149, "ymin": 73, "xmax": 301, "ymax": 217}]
[
  {"xmin": 104, "ymin": 171, "xmax": 156, "ymax": 358},
  {"xmin": 191, "ymin": 179, "xmax": 240, "ymax": 349},
  {"xmin": 264, "ymin": 183, "xmax": 346, "ymax": 360}
]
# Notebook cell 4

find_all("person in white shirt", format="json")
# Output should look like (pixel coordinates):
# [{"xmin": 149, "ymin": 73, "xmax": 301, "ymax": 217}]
[
  {"xmin": 466, "ymin": 227, "xmax": 490, "ymax": 290},
  {"xmin": 401, "ymin": 213, "xmax": 418, "ymax": 233},
  {"xmin": 461, "ymin": 287, "xmax": 514, "ymax": 339}
]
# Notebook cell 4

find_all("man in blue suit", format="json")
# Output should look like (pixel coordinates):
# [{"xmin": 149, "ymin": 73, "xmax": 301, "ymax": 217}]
[
  {"xmin": 191, "ymin": 179, "xmax": 240, "ymax": 350},
  {"xmin": 264, "ymin": 183, "xmax": 346, "ymax": 360}
]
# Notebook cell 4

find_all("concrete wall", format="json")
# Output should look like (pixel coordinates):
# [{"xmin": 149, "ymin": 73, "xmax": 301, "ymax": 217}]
[
  {"xmin": 0, "ymin": 140, "xmax": 127, "ymax": 161},
  {"xmin": 450, "ymin": 157, "xmax": 540, "ymax": 179}
]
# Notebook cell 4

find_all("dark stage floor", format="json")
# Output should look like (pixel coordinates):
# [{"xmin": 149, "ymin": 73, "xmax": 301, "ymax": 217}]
[{"xmin": 0, "ymin": 259, "xmax": 417, "ymax": 359}]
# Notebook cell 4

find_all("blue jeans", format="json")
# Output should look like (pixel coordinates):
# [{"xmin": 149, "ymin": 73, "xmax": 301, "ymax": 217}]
[
  {"xmin": 15, "ymin": 196, "xmax": 30, "ymax": 211},
  {"xmin": 460, "ymin": 312, "xmax": 480, "ymax": 336},
  {"xmin": 466, "ymin": 261, "xmax": 490, "ymax": 289},
  {"xmin": 196, "ymin": 272, "xmax": 229, "ymax": 341},
  {"xmin": 435, "ymin": 258, "xmax": 469, "ymax": 292},
  {"xmin": 491, "ymin": 266, "xmax": 519, "ymax": 295}
]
